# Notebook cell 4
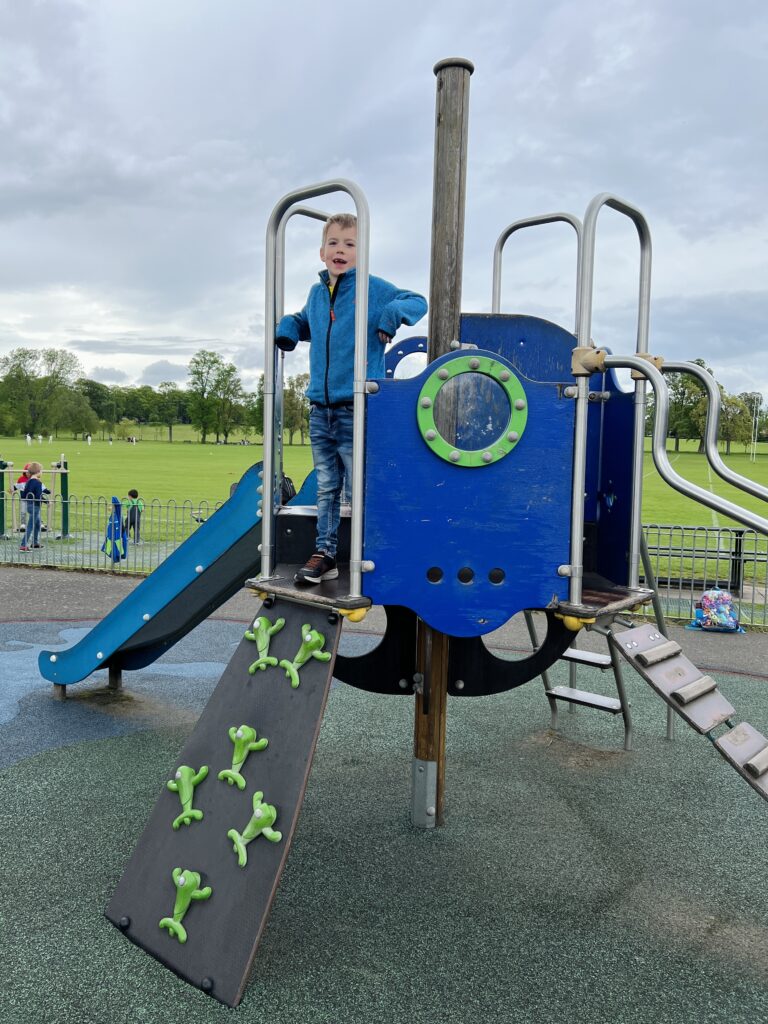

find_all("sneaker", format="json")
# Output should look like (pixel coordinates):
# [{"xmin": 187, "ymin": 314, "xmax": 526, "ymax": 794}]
[
  {"xmin": 32, "ymin": 544, "xmax": 43, "ymax": 549},
  {"xmin": 19, "ymin": 546, "xmax": 29, "ymax": 551},
  {"xmin": 295, "ymin": 552, "xmax": 338, "ymax": 584}
]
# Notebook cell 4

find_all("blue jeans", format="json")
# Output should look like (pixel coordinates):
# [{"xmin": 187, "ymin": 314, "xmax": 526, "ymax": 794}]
[
  {"xmin": 310, "ymin": 403, "xmax": 353, "ymax": 558},
  {"xmin": 23, "ymin": 503, "xmax": 41, "ymax": 547}
]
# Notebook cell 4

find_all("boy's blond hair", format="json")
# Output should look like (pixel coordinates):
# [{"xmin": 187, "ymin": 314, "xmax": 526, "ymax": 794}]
[
  {"xmin": 27, "ymin": 461, "xmax": 42, "ymax": 474},
  {"xmin": 322, "ymin": 213, "xmax": 357, "ymax": 246}
]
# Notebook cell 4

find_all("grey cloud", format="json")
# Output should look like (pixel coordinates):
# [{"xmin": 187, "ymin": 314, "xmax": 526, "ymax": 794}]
[
  {"xmin": 89, "ymin": 365, "xmax": 129, "ymax": 383},
  {"xmin": 138, "ymin": 360, "xmax": 189, "ymax": 386}
]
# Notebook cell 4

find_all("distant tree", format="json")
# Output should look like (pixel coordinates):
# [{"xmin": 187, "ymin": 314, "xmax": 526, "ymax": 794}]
[
  {"xmin": 666, "ymin": 358, "xmax": 712, "ymax": 452},
  {"xmin": 156, "ymin": 381, "xmax": 183, "ymax": 443},
  {"xmin": 284, "ymin": 374, "xmax": 310, "ymax": 445},
  {"xmin": 49, "ymin": 388, "xmax": 99, "ymax": 439},
  {"xmin": 187, "ymin": 350, "xmax": 224, "ymax": 443},
  {"xmin": 212, "ymin": 362, "xmax": 245, "ymax": 443},
  {"xmin": 0, "ymin": 347, "xmax": 82, "ymax": 434}
]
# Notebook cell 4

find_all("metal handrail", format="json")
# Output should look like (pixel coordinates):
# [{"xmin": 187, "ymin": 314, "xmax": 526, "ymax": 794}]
[
  {"xmin": 604, "ymin": 353, "xmax": 768, "ymax": 539},
  {"xmin": 662, "ymin": 360, "xmax": 768, "ymax": 503},
  {"xmin": 262, "ymin": 179, "xmax": 370, "ymax": 598},
  {"xmin": 273, "ymin": 206, "xmax": 330, "ymax": 504},
  {"xmin": 491, "ymin": 213, "xmax": 583, "ymax": 332},
  {"xmin": 570, "ymin": 194, "xmax": 653, "ymax": 600}
]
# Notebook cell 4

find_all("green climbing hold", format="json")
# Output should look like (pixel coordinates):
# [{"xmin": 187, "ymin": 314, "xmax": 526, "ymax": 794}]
[
  {"xmin": 218, "ymin": 725, "xmax": 269, "ymax": 789},
  {"xmin": 227, "ymin": 791, "xmax": 282, "ymax": 867},
  {"xmin": 278, "ymin": 625, "xmax": 331, "ymax": 688},
  {"xmin": 158, "ymin": 867, "xmax": 212, "ymax": 944},
  {"xmin": 167, "ymin": 764, "xmax": 208, "ymax": 830},
  {"xmin": 245, "ymin": 615, "xmax": 286, "ymax": 673}
]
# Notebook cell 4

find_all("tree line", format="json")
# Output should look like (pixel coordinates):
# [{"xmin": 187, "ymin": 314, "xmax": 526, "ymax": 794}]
[
  {"xmin": 1, "ymin": 346, "xmax": 764, "ymax": 451},
  {"xmin": 653, "ymin": 358, "xmax": 766, "ymax": 454},
  {"xmin": 0, "ymin": 348, "xmax": 312, "ymax": 445}
]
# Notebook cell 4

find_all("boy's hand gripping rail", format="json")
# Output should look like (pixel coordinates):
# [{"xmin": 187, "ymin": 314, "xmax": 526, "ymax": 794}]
[
  {"xmin": 661, "ymin": 361, "xmax": 768, "ymax": 503},
  {"xmin": 262, "ymin": 179, "xmax": 370, "ymax": 599}
]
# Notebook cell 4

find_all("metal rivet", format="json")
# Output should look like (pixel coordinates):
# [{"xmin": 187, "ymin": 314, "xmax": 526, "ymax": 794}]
[
  {"xmin": 96, "ymin": 652, "xmax": 103, "ymax": 660},
  {"xmin": 426, "ymin": 806, "xmax": 436, "ymax": 817},
  {"xmin": 118, "ymin": 916, "xmax": 131, "ymax": 930},
  {"xmin": 366, "ymin": 381, "xmax": 379, "ymax": 394},
  {"xmin": 201, "ymin": 978, "xmax": 214, "ymax": 993},
  {"xmin": 195, "ymin": 565, "xmax": 204, "ymax": 574},
  {"xmin": 420, "ymin": 397, "xmax": 432, "ymax": 409},
  {"xmin": 515, "ymin": 399, "xmax": 526, "ymax": 410},
  {"xmin": 143, "ymin": 613, "xmax": 150, "ymax": 622},
  {"xmin": 304, "ymin": 633, "xmax": 312, "ymax": 643},
  {"xmin": 450, "ymin": 340, "xmax": 460, "ymax": 350},
  {"xmin": 398, "ymin": 679, "xmax": 408, "ymax": 689},
  {"xmin": 438, "ymin": 368, "xmax": 449, "ymax": 380},
  {"xmin": 482, "ymin": 451, "xmax": 492, "ymax": 463},
  {"xmin": 418, "ymin": 765, "xmax": 425, "ymax": 773},
  {"xmin": 257, "ymin": 486, "xmax": 263, "ymax": 494},
  {"xmin": 455, "ymin": 679, "xmax": 465, "ymax": 690},
  {"xmin": 507, "ymin": 431, "xmax": 519, "ymax": 442},
  {"xmin": 425, "ymin": 429, "xmax": 436, "ymax": 441},
  {"xmin": 469, "ymin": 358, "xmax": 480, "ymax": 370},
  {"xmin": 50, "ymin": 654, "xmax": 57, "ymax": 663},
  {"xmin": 500, "ymin": 370, "xmax": 510, "ymax": 381},
  {"xmin": 449, "ymin": 450, "xmax": 461, "ymax": 462},
  {"xmin": 257, "ymin": 544, "xmax": 262, "ymax": 552}
]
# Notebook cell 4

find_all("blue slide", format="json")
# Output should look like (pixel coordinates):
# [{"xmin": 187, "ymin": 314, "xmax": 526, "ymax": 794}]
[{"xmin": 39, "ymin": 464, "xmax": 263, "ymax": 687}]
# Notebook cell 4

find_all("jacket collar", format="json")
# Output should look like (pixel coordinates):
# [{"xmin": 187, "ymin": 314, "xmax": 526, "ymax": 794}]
[{"xmin": 318, "ymin": 267, "xmax": 356, "ymax": 291}]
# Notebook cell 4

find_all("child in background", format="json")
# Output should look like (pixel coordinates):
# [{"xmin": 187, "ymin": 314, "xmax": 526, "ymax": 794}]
[
  {"xmin": 276, "ymin": 213, "xmax": 427, "ymax": 583},
  {"xmin": 124, "ymin": 489, "xmax": 144, "ymax": 543},
  {"xmin": 20, "ymin": 462, "xmax": 45, "ymax": 551}
]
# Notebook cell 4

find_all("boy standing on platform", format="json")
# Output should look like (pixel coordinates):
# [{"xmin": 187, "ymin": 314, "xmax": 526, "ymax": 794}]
[{"xmin": 276, "ymin": 214, "xmax": 427, "ymax": 584}]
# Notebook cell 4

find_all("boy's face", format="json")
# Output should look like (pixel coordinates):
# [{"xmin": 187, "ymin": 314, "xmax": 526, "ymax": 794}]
[{"xmin": 320, "ymin": 224, "xmax": 357, "ymax": 283}]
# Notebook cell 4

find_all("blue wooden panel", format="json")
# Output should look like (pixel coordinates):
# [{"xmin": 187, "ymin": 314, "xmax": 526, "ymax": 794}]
[
  {"xmin": 593, "ymin": 366, "xmax": 634, "ymax": 585},
  {"xmin": 362, "ymin": 349, "xmax": 572, "ymax": 637},
  {"xmin": 459, "ymin": 314, "xmax": 575, "ymax": 381}
]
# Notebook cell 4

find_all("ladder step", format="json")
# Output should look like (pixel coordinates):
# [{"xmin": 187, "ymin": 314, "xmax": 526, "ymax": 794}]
[
  {"xmin": 636, "ymin": 639, "xmax": 682, "ymax": 667},
  {"xmin": 561, "ymin": 648, "xmax": 613, "ymax": 669},
  {"xmin": 715, "ymin": 723, "xmax": 768, "ymax": 802},
  {"xmin": 614, "ymin": 623, "xmax": 734, "ymax": 734},
  {"xmin": 671, "ymin": 675, "xmax": 717, "ymax": 706},
  {"xmin": 546, "ymin": 686, "xmax": 623, "ymax": 713}
]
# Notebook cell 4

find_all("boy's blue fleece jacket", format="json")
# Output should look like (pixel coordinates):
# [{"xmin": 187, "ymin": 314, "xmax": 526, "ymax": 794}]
[{"xmin": 276, "ymin": 268, "xmax": 427, "ymax": 405}]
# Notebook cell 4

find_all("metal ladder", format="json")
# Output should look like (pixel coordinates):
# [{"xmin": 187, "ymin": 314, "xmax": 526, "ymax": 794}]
[{"xmin": 525, "ymin": 536, "xmax": 673, "ymax": 751}]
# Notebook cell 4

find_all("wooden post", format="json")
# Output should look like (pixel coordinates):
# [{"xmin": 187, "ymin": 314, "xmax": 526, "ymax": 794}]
[{"xmin": 412, "ymin": 57, "xmax": 473, "ymax": 829}]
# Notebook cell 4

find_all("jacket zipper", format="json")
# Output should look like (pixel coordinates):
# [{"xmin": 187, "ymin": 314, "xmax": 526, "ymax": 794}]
[{"xmin": 324, "ymin": 279, "xmax": 339, "ymax": 405}]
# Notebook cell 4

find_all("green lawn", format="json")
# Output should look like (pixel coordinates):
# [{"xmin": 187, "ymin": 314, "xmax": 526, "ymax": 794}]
[{"xmin": 0, "ymin": 433, "xmax": 765, "ymax": 525}]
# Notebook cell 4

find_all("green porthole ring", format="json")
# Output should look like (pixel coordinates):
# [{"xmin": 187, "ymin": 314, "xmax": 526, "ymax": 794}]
[{"xmin": 416, "ymin": 354, "xmax": 529, "ymax": 467}]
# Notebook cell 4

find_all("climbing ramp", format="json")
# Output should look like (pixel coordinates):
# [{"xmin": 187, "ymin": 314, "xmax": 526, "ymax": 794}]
[
  {"xmin": 105, "ymin": 597, "xmax": 342, "ymax": 1007},
  {"xmin": 613, "ymin": 622, "xmax": 768, "ymax": 802}
]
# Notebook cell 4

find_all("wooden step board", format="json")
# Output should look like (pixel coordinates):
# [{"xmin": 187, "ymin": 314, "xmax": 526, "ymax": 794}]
[
  {"xmin": 612, "ymin": 623, "xmax": 734, "ymax": 734},
  {"xmin": 105, "ymin": 598, "xmax": 342, "ymax": 1008},
  {"xmin": 715, "ymin": 723, "xmax": 768, "ymax": 802}
]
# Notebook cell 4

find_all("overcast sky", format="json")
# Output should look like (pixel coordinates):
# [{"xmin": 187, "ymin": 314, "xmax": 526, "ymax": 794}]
[{"xmin": 1, "ymin": 0, "xmax": 766, "ymax": 402}]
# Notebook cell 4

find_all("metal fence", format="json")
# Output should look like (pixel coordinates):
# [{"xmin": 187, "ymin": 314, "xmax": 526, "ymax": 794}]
[
  {"xmin": 2, "ymin": 497, "xmax": 766, "ymax": 628},
  {"xmin": 0, "ymin": 493, "xmax": 224, "ymax": 575},
  {"xmin": 642, "ymin": 524, "xmax": 768, "ymax": 627}
]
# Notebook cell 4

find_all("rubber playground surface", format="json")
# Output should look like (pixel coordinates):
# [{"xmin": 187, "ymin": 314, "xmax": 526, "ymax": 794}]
[{"xmin": 2, "ymin": 567, "xmax": 768, "ymax": 1024}]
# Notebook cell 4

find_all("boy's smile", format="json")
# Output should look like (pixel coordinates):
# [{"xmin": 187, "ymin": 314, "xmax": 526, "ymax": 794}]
[{"xmin": 320, "ymin": 225, "xmax": 357, "ymax": 284}]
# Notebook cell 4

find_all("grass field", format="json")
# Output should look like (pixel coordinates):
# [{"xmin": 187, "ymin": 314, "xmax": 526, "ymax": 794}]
[{"xmin": 0, "ymin": 433, "xmax": 765, "ymax": 526}]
